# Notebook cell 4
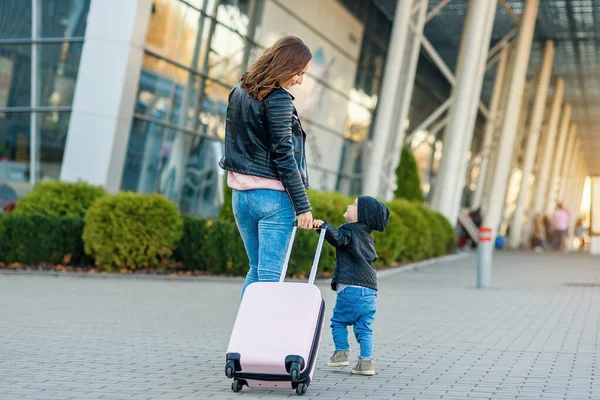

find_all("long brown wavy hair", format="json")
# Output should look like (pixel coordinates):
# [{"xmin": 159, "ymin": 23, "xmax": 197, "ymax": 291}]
[{"xmin": 241, "ymin": 36, "xmax": 312, "ymax": 101}]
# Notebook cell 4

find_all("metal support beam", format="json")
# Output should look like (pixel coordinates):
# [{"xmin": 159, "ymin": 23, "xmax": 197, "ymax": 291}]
[
  {"xmin": 481, "ymin": 44, "xmax": 519, "ymax": 216},
  {"xmin": 384, "ymin": 0, "xmax": 429, "ymax": 200},
  {"xmin": 531, "ymin": 78, "xmax": 565, "ymax": 215},
  {"xmin": 30, "ymin": 0, "xmax": 39, "ymax": 185},
  {"xmin": 412, "ymin": 116, "xmax": 449, "ymax": 151},
  {"xmin": 405, "ymin": 98, "xmax": 452, "ymax": 143},
  {"xmin": 499, "ymin": 0, "xmax": 520, "ymax": 24},
  {"xmin": 366, "ymin": 0, "xmax": 429, "ymax": 200},
  {"xmin": 431, "ymin": 0, "xmax": 497, "ymax": 223},
  {"xmin": 480, "ymin": 0, "xmax": 538, "ymax": 288},
  {"xmin": 364, "ymin": 0, "xmax": 419, "ymax": 198},
  {"xmin": 414, "ymin": 24, "xmax": 492, "ymax": 121},
  {"xmin": 426, "ymin": 0, "xmax": 452, "ymax": 23},
  {"xmin": 567, "ymin": 155, "xmax": 586, "ymax": 249},
  {"xmin": 546, "ymin": 108, "xmax": 573, "ymax": 213},
  {"xmin": 488, "ymin": 27, "xmax": 518, "ymax": 61},
  {"xmin": 474, "ymin": 44, "xmax": 511, "ymax": 211},
  {"xmin": 448, "ymin": 0, "xmax": 498, "ymax": 223},
  {"xmin": 563, "ymin": 144, "xmax": 580, "ymax": 218},
  {"xmin": 509, "ymin": 40, "xmax": 555, "ymax": 249},
  {"xmin": 559, "ymin": 125, "xmax": 578, "ymax": 201}
]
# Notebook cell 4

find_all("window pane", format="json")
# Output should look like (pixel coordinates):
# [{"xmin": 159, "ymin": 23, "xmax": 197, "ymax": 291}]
[
  {"xmin": 0, "ymin": 44, "xmax": 32, "ymax": 108},
  {"xmin": 121, "ymin": 119, "xmax": 187, "ymax": 201},
  {"xmin": 36, "ymin": 111, "xmax": 70, "ymax": 181},
  {"xmin": 216, "ymin": 0, "xmax": 251, "ymax": 31},
  {"xmin": 207, "ymin": 23, "xmax": 246, "ymax": 87},
  {"xmin": 122, "ymin": 118, "xmax": 169, "ymax": 193},
  {"xmin": 0, "ymin": 0, "xmax": 32, "ymax": 39},
  {"xmin": 138, "ymin": 54, "xmax": 188, "ymax": 125},
  {"xmin": 179, "ymin": 135, "xmax": 223, "ymax": 218},
  {"xmin": 146, "ymin": 0, "xmax": 210, "ymax": 69},
  {"xmin": 138, "ymin": 54, "xmax": 229, "ymax": 133},
  {"xmin": 39, "ymin": 42, "xmax": 84, "ymax": 107},
  {"xmin": 0, "ymin": 112, "xmax": 31, "ymax": 210},
  {"xmin": 39, "ymin": 0, "xmax": 92, "ymax": 38}
]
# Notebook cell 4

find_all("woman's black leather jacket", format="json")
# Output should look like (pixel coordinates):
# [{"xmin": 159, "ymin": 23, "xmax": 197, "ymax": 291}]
[{"xmin": 219, "ymin": 83, "xmax": 311, "ymax": 215}]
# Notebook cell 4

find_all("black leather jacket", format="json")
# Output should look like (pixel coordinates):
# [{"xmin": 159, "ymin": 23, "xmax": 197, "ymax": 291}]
[{"xmin": 219, "ymin": 83, "xmax": 311, "ymax": 215}]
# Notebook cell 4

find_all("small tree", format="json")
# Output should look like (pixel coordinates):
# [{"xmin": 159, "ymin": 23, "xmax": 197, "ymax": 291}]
[{"xmin": 394, "ymin": 146, "xmax": 425, "ymax": 202}]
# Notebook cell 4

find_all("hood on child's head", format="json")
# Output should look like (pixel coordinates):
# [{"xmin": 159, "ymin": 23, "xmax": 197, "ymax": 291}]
[{"xmin": 357, "ymin": 196, "xmax": 390, "ymax": 232}]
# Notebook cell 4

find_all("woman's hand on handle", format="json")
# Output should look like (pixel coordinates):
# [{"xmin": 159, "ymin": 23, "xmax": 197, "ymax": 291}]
[{"xmin": 296, "ymin": 211, "xmax": 313, "ymax": 230}]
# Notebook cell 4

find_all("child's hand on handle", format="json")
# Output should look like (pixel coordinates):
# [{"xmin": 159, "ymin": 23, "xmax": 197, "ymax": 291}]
[{"xmin": 313, "ymin": 219, "xmax": 325, "ymax": 230}]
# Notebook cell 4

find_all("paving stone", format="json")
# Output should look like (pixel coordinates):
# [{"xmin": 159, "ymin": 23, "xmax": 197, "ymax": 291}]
[{"xmin": 2, "ymin": 252, "xmax": 600, "ymax": 400}]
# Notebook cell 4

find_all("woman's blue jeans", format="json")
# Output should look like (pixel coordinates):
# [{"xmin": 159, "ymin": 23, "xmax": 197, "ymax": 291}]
[{"xmin": 232, "ymin": 189, "xmax": 295, "ymax": 298}]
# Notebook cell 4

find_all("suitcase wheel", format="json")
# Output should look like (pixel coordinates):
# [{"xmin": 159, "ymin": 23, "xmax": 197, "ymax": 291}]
[
  {"xmin": 295, "ymin": 382, "xmax": 308, "ymax": 396},
  {"xmin": 290, "ymin": 361, "xmax": 301, "ymax": 382},
  {"xmin": 232, "ymin": 379, "xmax": 243, "ymax": 393},
  {"xmin": 225, "ymin": 361, "xmax": 235, "ymax": 379}
]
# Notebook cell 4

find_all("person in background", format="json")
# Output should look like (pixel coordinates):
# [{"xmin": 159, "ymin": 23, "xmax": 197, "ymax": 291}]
[
  {"xmin": 533, "ymin": 212, "xmax": 548, "ymax": 252},
  {"xmin": 550, "ymin": 203, "xmax": 571, "ymax": 251}
]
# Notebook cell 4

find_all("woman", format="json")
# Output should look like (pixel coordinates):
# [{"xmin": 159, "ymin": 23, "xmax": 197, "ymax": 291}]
[{"xmin": 219, "ymin": 36, "xmax": 313, "ymax": 297}]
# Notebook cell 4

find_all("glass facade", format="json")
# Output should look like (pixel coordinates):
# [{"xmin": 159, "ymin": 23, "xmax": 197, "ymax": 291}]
[
  {"xmin": 122, "ymin": 0, "xmax": 402, "ymax": 217},
  {"xmin": 0, "ymin": 0, "xmax": 91, "ymax": 210},
  {"xmin": 122, "ymin": 0, "xmax": 260, "ymax": 218}
]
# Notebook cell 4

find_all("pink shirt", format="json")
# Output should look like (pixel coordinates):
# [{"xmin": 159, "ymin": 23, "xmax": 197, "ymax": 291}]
[
  {"xmin": 227, "ymin": 171, "xmax": 285, "ymax": 191},
  {"xmin": 551, "ymin": 208, "xmax": 570, "ymax": 230}
]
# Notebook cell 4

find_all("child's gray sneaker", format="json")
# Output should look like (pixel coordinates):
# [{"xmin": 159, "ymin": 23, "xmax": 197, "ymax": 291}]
[
  {"xmin": 327, "ymin": 351, "xmax": 350, "ymax": 367},
  {"xmin": 351, "ymin": 358, "xmax": 375, "ymax": 376}
]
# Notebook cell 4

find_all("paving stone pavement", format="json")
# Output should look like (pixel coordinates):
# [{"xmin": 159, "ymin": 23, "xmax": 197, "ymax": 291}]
[{"xmin": 1, "ymin": 251, "xmax": 600, "ymax": 400}]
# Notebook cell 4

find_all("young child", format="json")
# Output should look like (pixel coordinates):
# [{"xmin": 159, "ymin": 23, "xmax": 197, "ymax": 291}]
[{"xmin": 313, "ymin": 196, "xmax": 390, "ymax": 376}]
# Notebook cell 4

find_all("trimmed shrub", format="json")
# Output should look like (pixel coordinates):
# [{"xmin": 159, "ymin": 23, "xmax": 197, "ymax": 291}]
[
  {"xmin": 394, "ymin": 146, "xmax": 425, "ymax": 202},
  {"xmin": 431, "ymin": 211, "xmax": 457, "ymax": 254},
  {"xmin": 83, "ymin": 193, "xmax": 183, "ymax": 271},
  {"xmin": 175, "ymin": 216, "xmax": 247, "ymax": 275},
  {"xmin": 373, "ymin": 208, "xmax": 407, "ymax": 266},
  {"xmin": 15, "ymin": 180, "xmax": 108, "ymax": 217},
  {"xmin": 0, "ymin": 214, "xmax": 88, "ymax": 265},
  {"xmin": 387, "ymin": 199, "xmax": 431, "ymax": 261},
  {"xmin": 415, "ymin": 204, "xmax": 446, "ymax": 258}
]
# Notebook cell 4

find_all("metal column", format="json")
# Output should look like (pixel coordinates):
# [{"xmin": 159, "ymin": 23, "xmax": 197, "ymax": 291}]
[
  {"xmin": 448, "ymin": 0, "xmax": 499, "ymax": 223},
  {"xmin": 546, "ymin": 107, "xmax": 573, "ymax": 213},
  {"xmin": 431, "ymin": 0, "xmax": 496, "ymax": 222},
  {"xmin": 564, "ymin": 142, "xmax": 582, "ymax": 212},
  {"xmin": 559, "ymin": 127, "xmax": 578, "ymax": 202},
  {"xmin": 481, "ymin": 44, "xmax": 518, "ymax": 216},
  {"xmin": 479, "ymin": 0, "xmax": 538, "ymax": 288},
  {"xmin": 364, "ymin": 0, "xmax": 426, "ymax": 199},
  {"xmin": 472, "ymin": 45, "xmax": 509, "ymax": 211},
  {"xmin": 508, "ymin": 40, "xmax": 555, "ymax": 248},
  {"xmin": 384, "ymin": 0, "xmax": 429, "ymax": 200},
  {"xmin": 30, "ymin": 0, "xmax": 39, "ymax": 185},
  {"xmin": 530, "ymin": 78, "xmax": 564, "ymax": 215}
]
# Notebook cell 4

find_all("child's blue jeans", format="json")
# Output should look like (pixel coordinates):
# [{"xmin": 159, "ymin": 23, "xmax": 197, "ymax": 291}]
[{"xmin": 330, "ymin": 286, "xmax": 377, "ymax": 359}]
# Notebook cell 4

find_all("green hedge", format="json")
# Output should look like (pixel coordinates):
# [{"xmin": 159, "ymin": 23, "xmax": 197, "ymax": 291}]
[
  {"xmin": 83, "ymin": 192, "xmax": 183, "ymax": 271},
  {"xmin": 387, "ymin": 199, "xmax": 431, "ymax": 261},
  {"xmin": 0, "ymin": 213, "xmax": 88, "ymax": 265},
  {"xmin": 174, "ymin": 216, "xmax": 247, "ymax": 275},
  {"xmin": 1, "ymin": 187, "xmax": 456, "ymax": 274},
  {"xmin": 15, "ymin": 180, "xmax": 108, "ymax": 217}
]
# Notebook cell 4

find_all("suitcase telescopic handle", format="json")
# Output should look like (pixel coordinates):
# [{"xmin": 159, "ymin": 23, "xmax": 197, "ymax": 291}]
[{"xmin": 279, "ymin": 221, "xmax": 327, "ymax": 285}]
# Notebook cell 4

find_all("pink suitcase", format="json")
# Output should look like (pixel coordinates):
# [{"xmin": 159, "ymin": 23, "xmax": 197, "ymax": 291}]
[{"xmin": 225, "ymin": 225, "xmax": 327, "ymax": 396}]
